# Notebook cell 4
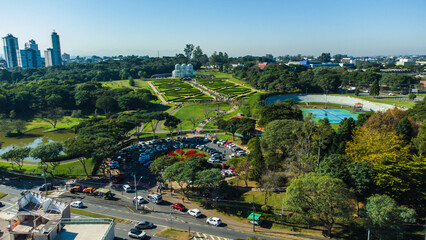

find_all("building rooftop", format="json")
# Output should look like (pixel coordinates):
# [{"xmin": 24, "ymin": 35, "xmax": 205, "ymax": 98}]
[{"xmin": 56, "ymin": 219, "xmax": 114, "ymax": 240}]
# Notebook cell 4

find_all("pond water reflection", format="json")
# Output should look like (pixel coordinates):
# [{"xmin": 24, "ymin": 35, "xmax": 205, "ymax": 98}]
[{"xmin": 0, "ymin": 128, "xmax": 76, "ymax": 157}]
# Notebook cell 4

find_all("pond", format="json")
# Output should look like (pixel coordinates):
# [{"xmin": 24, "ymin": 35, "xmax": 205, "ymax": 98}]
[{"xmin": 0, "ymin": 128, "xmax": 76, "ymax": 155}]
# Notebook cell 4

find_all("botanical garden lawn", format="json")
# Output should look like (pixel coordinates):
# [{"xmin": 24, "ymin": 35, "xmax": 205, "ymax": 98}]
[
  {"xmin": 197, "ymin": 78, "xmax": 251, "ymax": 98},
  {"xmin": 172, "ymin": 102, "xmax": 232, "ymax": 130},
  {"xmin": 151, "ymin": 79, "xmax": 212, "ymax": 102}
]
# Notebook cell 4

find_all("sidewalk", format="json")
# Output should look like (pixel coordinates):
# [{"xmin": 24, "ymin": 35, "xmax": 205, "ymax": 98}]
[{"xmin": 159, "ymin": 190, "xmax": 326, "ymax": 240}]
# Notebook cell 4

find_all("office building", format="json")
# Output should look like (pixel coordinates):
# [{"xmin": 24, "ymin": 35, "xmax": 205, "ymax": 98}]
[
  {"xmin": 2, "ymin": 34, "xmax": 19, "ymax": 69},
  {"xmin": 17, "ymin": 39, "xmax": 42, "ymax": 69},
  {"xmin": 45, "ymin": 48, "xmax": 54, "ymax": 67},
  {"xmin": 51, "ymin": 31, "xmax": 62, "ymax": 65},
  {"xmin": 62, "ymin": 53, "xmax": 70, "ymax": 63}
]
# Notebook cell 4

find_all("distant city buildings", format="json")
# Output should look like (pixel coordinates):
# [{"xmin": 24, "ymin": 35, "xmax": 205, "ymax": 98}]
[
  {"xmin": 62, "ymin": 52, "xmax": 70, "ymax": 63},
  {"xmin": 17, "ymin": 39, "xmax": 42, "ymax": 68},
  {"xmin": 2, "ymin": 34, "xmax": 19, "ymax": 69},
  {"xmin": 2, "ymin": 31, "xmax": 63, "ymax": 69},
  {"xmin": 396, "ymin": 58, "xmax": 415, "ymax": 67},
  {"xmin": 172, "ymin": 64, "xmax": 196, "ymax": 78},
  {"xmin": 51, "ymin": 31, "xmax": 62, "ymax": 65},
  {"xmin": 44, "ymin": 48, "xmax": 54, "ymax": 67}
]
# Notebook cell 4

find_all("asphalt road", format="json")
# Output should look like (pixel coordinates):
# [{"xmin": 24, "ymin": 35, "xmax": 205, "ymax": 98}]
[{"xmin": 0, "ymin": 183, "xmax": 284, "ymax": 240}]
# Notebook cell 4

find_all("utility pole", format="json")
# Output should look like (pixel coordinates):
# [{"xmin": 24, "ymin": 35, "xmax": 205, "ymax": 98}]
[
  {"xmin": 252, "ymin": 195, "xmax": 255, "ymax": 232},
  {"xmin": 134, "ymin": 174, "xmax": 138, "ymax": 210},
  {"xmin": 281, "ymin": 196, "xmax": 284, "ymax": 215},
  {"xmin": 274, "ymin": 195, "xmax": 276, "ymax": 215},
  {"xmin": 42, "ymin": 167, "xmax": 47, "ymax": 196},
  {"xmin": 367, "ymin": 228, "xmax": 370, "ymax": 240}
]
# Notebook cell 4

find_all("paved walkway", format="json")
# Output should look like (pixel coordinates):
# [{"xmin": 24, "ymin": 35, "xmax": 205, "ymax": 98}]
[
  {"xmin": 196, "ymin": 104, "xmax": 238, "ymax": 131},
  {"xmin": 148, "ymin": 81, "xmax": 169, "ymax": 105},
  {"xmin": 187, "ymin": 81, "xmax": 218, "ymax": 101}
]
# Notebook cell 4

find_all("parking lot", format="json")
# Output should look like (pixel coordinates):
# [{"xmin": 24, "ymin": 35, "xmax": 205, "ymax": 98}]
[{"xmin": 110, "ymin": 136, "xmax": 248, "ymax": 171}]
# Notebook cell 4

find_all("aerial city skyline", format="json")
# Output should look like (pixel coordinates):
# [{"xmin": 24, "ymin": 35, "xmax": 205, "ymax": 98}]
[
  {"xmin": 2, "ymin": 31, "xmax": 65, "ymax": 69},
  {"xmin": 1, "ymin": 0, "xmax": 425, "ymax": 57}
]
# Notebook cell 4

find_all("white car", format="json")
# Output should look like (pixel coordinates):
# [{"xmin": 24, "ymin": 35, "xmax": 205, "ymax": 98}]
[
  {"xmin": 187, "ymin": 209, "xmax": 202, "ymax": 217},
  {"xmin": 206, "ymin": 217, "xmax": 222, "ymax": 226},
  {"xmin": 134, "ymin": 196, "xmax": 147, "ymax": 204},
  {"xmin": 128, "ymin": 228, "xmax": 146, "ymax": 239},
  {"xmin": 123, "ymin": 184, "xmax": 133, "ymax": 192},
  {"xmin": 70, "ymin": 201, "xmax": 84, "ymax": 208}
]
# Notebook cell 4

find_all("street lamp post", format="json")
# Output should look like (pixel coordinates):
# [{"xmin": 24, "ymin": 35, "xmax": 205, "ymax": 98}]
[{"xmin": 42, "ymin": 167, "xmax": 47, "ymax": 196}]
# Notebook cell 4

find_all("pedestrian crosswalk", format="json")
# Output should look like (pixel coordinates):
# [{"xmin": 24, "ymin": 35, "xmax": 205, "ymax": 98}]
[{"xmin": 193, "ymin": 232, "xmax": 231, "ymax": 240}]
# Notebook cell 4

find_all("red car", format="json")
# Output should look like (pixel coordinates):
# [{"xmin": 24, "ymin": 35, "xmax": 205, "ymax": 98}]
[
  {"xmin": 111, "ymin": 175, "xmax": 124, "ymax": 183},
  {"xmin": 171, "ymin": 203, "xmax": 186, "ymax": 211}
]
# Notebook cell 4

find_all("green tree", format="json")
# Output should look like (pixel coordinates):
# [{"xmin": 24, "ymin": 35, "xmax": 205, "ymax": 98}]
[
  {"xmin": 2, "ymin": 147, "xmax": 31, "ymax": 170},
  {"xmin": 285, "ymin": 173, "xmax": 353, "ymax": 237},
  {"xmin": 40, "ymin": 107, "xmax": 65, "ymax": 128},
  {"xmin": 129, "ymin": 77, "xmax": 135, "ymax": 87},
  {"xmin": 312, "ymin": 118, "xmax": 334, "ymax": 165},
  {"xmin": 330, "ymin": 117, "xmax": 355, "ymax": 154},
  {"xmin": 96, "ymin": 96, "xmax": 118, "ymax": 115},
  {"xmin": 316, "ymin": 154, "xmax": 350, "ymax": 182},
  {"xmin": 30, "ymin": 142, "xmax": 63, "ymax": 177},
  {"xmin": 318, "ymin": 52, "xmax": 331, "ymax": 63},
  {"xmin": 194, "ymin": 169, "xmax": 222, "ymax": 189},
  {"xmin": 248, "ymin": 137, "xmax": 264, "ymax": 183},
  {"xmin": 369, "ymin": 79, "xmax": 380, "ymax": 97},
  {"xmin": 408, "ymin": 93, "xmax": 416, "ymax": 100},
  {"xmin": 184, "ymin": 44, "xmax": 195, "ymax": 59},
  {"xmin": 347, "ymin": 161, "xmax": 374, "ymax": 215},
  {"xmin": 65, "ymin": 138, "xmax": 93, "ymax": 177},
  {"xmin": 413, "ymin": 121, "xmax": 426, "ymax": 156},
  {"xmin": 149, "ymin": 155, "xmax": 179, "ymax": 173},
  {"xmin": 365, "ymin": 194, "xmax": 416, "ymax": 240},
  {"xmin": 164, "ymin": 115, "xmax": 181, "ymax": 136},
  {"xmin": 117, "ymin": 94, "xmax": 143, "ymax": 110},
  {"xmin": 258, "ymin": 101, "xmax": 302, "ymax": 126},
  {"xmin": 395, "ymin": 117, "xmax": 413, "ymax": 142}
]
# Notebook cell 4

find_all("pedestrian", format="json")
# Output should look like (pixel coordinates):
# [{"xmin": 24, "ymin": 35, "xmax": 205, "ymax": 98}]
[{"xmin": 182, "ymin": 197, "xmax": 184, "ymax": 203}]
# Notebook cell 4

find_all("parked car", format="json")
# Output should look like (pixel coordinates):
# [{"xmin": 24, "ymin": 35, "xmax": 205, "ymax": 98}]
[
  {"xmin": 134, "ymin": 196, "xmax": 147, "ymax": 204},
  {"xmin": 128, "ymin": 228, "xmax": 146, "ymax": 239},
  {"xmin": 187, "ymin": 209, "xmax": 201, "ymax": 217},
  {"xmin": 171, "ymin": 203, "xmax": 186, "ymax": 211},
  {"xmin": 111, "ymin": 175, "xmax": 124, "ymax": 183},
  {"xmin": 206, "ymin": 217, "xmax": 222, "ymax": 226},
  {"xmin": 134, "ymin": 221, "xmax": 154, "ymax": 229},
  {"xmin": 123, "ymin": 184, "xmax": 134, "ymax": 192},
  {"xmin": 39, "ymin": 183, "xmax": 53, "ymax": 191},
  {"xmin": 69, "ymin": 185, "xmax": 83, "ymax": 193},
  {"xmin": 70, "ymin": 201, "xmax": 84, "ymax": 208},
  {"xmin": 83, "ymin": 187, "xmax": 96, "ymax": 193}
]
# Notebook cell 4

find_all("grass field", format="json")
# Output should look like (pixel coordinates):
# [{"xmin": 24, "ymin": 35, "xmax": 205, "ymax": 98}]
[
  {"xmin": 203, "ymin": 107, "xmax": 241, "ymax": 129},
  {"xmin": 151, "ymin": 79, "xmax": 212, "ymax": 102},
  {"xmin": 172, "ymin": 102, "xmax": 232, "ymax": 130},
  {"xmin": 0, "ymin": 159, "xmax": 96, "ymax": 178},
  {"xmin": 24, "ymin": 116, "xmax": 81, "ymax": 132},
  {"xmin": 156, "ymin": 228, "xmax": 193, "ymax": 240},
  {"xmin": 203, "ymin": 71, "xmax": 256, "ymax": 89},
  {"xmin": 102, "ymin": 79, "xmax": 161, "ymax": 103}
]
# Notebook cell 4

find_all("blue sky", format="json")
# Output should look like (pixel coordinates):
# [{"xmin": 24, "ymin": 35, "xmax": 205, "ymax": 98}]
[{"xmin": 2, "ymin": 0, "xmax": 426, "ymax": 57}]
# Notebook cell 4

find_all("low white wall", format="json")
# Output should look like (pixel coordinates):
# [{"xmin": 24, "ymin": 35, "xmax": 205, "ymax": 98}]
[{"xmin": 265, "ymin": 94, "xmax": 395, "ymax": 112}]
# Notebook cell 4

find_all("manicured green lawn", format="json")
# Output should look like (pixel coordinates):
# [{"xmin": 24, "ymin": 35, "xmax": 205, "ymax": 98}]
[
  {"xmin": 203, "ymin": 107, "xmax": 241, "ymax": 129},
  {"xmin": 172, "ymin": 102, "xmax": 232, "ymax": 130},
  {"xmin": 0, "ymin": 159, "xmax": 96, "ymax": 178},
  {"xmin": 0, "ymin": 192, "xmax": 8, "ymax": 199}
]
